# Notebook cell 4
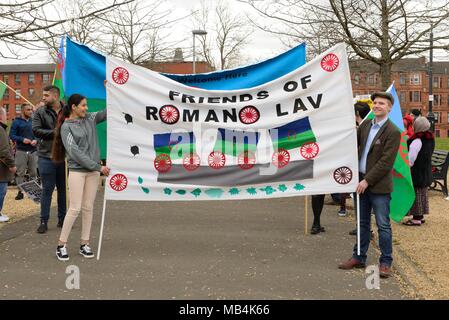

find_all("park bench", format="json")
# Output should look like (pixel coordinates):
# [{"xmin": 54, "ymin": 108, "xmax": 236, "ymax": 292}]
[{"xmin": 430, "ymin": 150, "xmax": 449, "ymax": 196}]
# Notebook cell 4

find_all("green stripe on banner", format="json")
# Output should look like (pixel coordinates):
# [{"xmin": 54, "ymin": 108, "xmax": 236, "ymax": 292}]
[
  {"xmin": 87, "ymin": 98, "xmax": 106, "ymax": 159},
  {"xmin": 215, "ymin": 140, "xmax": 258, "ymax": 156},
  {"xmin": 155, "ymin": 144, "xmax": 196, "ymax": 160},
  {"xmin": 274, "ymin": 130, "xmax": 316, "ymax": 150}
]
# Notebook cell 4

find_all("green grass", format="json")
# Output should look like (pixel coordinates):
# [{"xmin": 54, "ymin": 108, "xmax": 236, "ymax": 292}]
[{"xmin": 435, "ymin": 137, "xmax": 449, "ymax": 151}]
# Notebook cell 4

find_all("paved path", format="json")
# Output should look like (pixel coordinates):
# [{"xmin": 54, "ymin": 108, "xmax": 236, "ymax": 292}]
[{"xmin": 0, "ymin": 189, "xmax": 406, "ymax": 299}]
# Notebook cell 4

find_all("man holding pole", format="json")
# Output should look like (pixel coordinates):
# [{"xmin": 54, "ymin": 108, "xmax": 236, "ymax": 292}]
[
  {"xmin": 338, "ymin": 92, "xmax": 400, "ymax": 279},
  {"xmin": 32, "ymin": 85, "xmax": 66, "ymax": 233}
]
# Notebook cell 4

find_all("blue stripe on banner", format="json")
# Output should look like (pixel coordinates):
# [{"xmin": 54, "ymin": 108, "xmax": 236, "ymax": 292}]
[
  {"xmin": 270, "ymin": 117, "xmax": 312, "ymax": 140},
  {"xmin": 154, "ymin": 132, "xmax": 195, "ymax": 148},
  {"xmin": 217, "ymin": 128, "xmax": 259, "ymax": 144},
  {"xmin": 65, "ymin": 37, "xmax": 306, "ymax": 95}
]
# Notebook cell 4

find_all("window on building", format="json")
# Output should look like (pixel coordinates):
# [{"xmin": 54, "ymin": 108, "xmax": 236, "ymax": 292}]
[
  {"xmin": 400, "ymin": 92, "xmax": 406, "ymax": 103},
  {"xmin": 15, "ymin": 89, "xmax": 21, "ymax": 100},
  {"xmin": 3, "ymin": 104, "xmax": 9, "ymax": 113},
  {"xmin": 354, "ymin": 74, "xmax": 360, "ymax": 85},
  {"xmin": 14, "ymin": 74, "xmax": 20, "ymax": 84},
  {"xmin": 42, "ymin": 73, "xmax": 50, "ymax": 83},
  {"xmin": 433, "ymin": 76, "xmax": 442, "ymax": 88},
  {"xmin": 447, "ymin": 112, "xmax": 449, "ymax": 123},
  {"xmin": 434, "ymin": 94, "xmax": 441, "ymax": 106},
  {"xmin": 409, "ymin": 91, "xmax": 421, "ymax": 102},
  {"xmin": 435, "ymin": 129, "xmax": 440, "ymax": 138},
  {"xmin": 434, "ymin": 112, "xmax": 440, "ymax": 123},
  {"xmin": 28, "ymin": 73, "xmax": 35, "ymax": 84},
  {"xmin": 28, "ymin": 88, "xmax": 35, "ymax": 98},
  {"xmin": 410, "ymin": 73, "xmax": 421, "ymax": 85},
  {"xmin": 3, "ymin": 75, "xmax": 8, "ymax": 84},
  {"xmin": 15, "ymin": 104, "xmax": 21, "ymax": 113},
  {"xmin": 368, "ymin": 73, "xmax": 378, "ymax": 85},
  {"xmin": 399, "ymin": 73, "xmax": 407, "ymax": 85}
]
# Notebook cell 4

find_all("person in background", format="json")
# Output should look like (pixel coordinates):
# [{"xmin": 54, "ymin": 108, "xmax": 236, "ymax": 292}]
[
  {"xmin": 411, "ymin": 108, "xmax": 421, "ymax": 121},
  {"xmin": 0, "ymin": 108, "xmax": 17, "ymax": 222},
  {"xmin": 403, "ymin": 116, "xmax": 435, "ymax": 226},
  {"xmin": 52, "ymin": 94, "xmax": 109, "ymax": 261},
  {"xmin": 9, "ymin": 103, "xmax": 38, "ymax": 200},
  {"xmin": 32, "ymin": 85, "xmax": 66, "ymax": 233},
  {"xmin": 403, "ymin": 113, "xmax": 414, "ymax": 140}
]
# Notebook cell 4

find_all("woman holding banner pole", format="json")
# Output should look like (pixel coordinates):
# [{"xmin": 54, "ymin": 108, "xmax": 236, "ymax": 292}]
[{"xmin": 51, "ymin": 94, "xmax": 109, "ymax": 261}]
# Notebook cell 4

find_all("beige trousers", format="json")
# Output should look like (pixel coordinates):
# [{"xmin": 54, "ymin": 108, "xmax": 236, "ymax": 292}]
[{"xmin": 59, "ymin": 171, "xmax": 100, "ymax": 243}]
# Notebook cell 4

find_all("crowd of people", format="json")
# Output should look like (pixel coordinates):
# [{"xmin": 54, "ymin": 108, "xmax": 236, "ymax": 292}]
[
  {"xmin": 0, "ymin": 87, "xmax": 437, "ymax": 269},
  {"xmin": 0, "ymin": 85, "xmax": 110, "ymax": 261}
]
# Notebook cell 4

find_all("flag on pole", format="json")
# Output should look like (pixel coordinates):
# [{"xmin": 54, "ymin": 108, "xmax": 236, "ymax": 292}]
[
  {"xmin": 53, "ymin": 37, "xmax": 66, "ymax": 101},
  {"xmin": 386, "ymin": 84, "xmax": 415, "ymax": 223},
  {"xmin": 0, "ymin": 80, "xmax": 7, "ymax": 99}
]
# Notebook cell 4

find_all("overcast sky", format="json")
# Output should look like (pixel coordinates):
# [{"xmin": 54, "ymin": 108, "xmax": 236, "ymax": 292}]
[{"xmin": 0, "ymin": 0, "xmax": 286, "ymax": 65}]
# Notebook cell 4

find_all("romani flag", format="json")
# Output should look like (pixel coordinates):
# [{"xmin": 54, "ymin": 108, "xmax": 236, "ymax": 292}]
[
  {"xmin": 153, "ymin": 132, "xmax": 196, "ymax": 160},
  {"xmin": 53, "ymin": 37, "xmax": 66, "ymax": 101},
  {"xmin": 270, "ymin": 117, "xmax": 317, "ymax": 151},
  {"xmin": 214, "ymin": 128, "xmax": 260, "ymax": 157}
]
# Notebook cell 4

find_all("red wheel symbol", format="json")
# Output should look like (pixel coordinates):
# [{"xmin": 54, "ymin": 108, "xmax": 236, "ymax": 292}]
[
  {"xmin": 238, "ymin": 151, "xmax": 256, "ymax": 170},
  {"xmin": 272, "ymin": 148, "xmax": 290, "ymax": 168},
  {"xmin": 159, "ymin": 105, "xmax": 180, "ymax": 124},
  {"xmin": 112, "ymin": 67, "xmax": 129, "ymax": 84},
  {"xmin": 208, "ymin": 151, "xmax": 226, "ymax": 169},
  {"xmin": 239, "ymin": 106, "xmax": 260, "ymax": 124},
  {"xmin": 321, "ymin": 53, "xmax": 339, "ymax": 72},
  {"xmin": 183, "ymin": 153, "xmax": 200, "ymax": 171},
  {"xmin": 154, "ymin": 154, "xmax": 172, "ymax": 173},
  {"xmin": 109, "ymin": 173, "xmax": 128, "ymax": 192},
  {"xmin": 333, "ymin": 166, "xmax": 353, "ymax": 184},
  {"xmin": 300, "ymin": 142, "xmax": 319, "ymax": 159}
]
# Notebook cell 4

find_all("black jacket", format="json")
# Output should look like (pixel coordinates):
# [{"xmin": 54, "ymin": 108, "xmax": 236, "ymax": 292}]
[
  {"xmin": 32, "ymin": 103, "xmax": 63, "ymax": 158},
  {"xmin": 408, "ymin": 131, "xmax": 435, "ymax": 188}
]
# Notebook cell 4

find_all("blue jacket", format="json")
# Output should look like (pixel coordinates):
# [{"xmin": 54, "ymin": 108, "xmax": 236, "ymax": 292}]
[{"xmin": 9, "ymin": 117, "xmax": 36, "ymax": 152}]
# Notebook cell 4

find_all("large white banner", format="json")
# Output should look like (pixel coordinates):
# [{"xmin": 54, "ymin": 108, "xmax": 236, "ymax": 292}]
[{"xmin": 105, "ymin": 43, "xmax": 358, "ymax": 201}]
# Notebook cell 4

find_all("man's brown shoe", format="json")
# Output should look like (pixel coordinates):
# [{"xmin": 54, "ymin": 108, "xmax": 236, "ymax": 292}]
[
  {"xmin": 379, "ymin": 264, "xmax": 392, "ymax": 278},
  {"xmin": 338, "ymin": 258, "xmax": 366, "ymax": 270}
]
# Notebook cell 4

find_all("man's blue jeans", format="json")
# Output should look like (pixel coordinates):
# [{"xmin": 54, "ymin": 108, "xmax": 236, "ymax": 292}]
[
  {"xmin": 0, "ymin": 182, "xmax": 8, "ymax": 212},
  {"xmin": 38, "ymin": 157, "xmax": 66, "ymax": 222},
  {"xmin": 353, "ymin": 190, "xmax": 393, "ymax": 267}
]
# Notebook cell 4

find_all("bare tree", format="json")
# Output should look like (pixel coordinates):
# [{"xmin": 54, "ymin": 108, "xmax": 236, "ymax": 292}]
[
  {"xmin": 103, "ymin": 0, "xmax": 188, "ymax": 65},
  {"xmin": 0, "ymin": 0, "xmax": 133, "ymax": 59},
  {"xmin": 240, "ymin": 0, "xmax": 449, "ymax": 89},
  {"xmin": 192, "ymin": 0, "xmax": 252, "ymax": 70}
]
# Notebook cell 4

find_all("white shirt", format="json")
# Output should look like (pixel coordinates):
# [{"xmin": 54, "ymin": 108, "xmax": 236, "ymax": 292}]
[
  {"xmin": 359, "ymin": 117, "xmax": 388, "ymax": 174},
  {"xmin": 408, "ymin": 138, "xmax": 422, "ymax": 167}
]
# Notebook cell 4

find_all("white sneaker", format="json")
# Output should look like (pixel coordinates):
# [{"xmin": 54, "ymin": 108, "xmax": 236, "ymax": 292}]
[
  {"xmin": 79, "ymin": 244, "xmax": 95, "ymax": 258},
  {"xmin": 0, "ymin": 215, "xmax": 10, "ymax": 222}
]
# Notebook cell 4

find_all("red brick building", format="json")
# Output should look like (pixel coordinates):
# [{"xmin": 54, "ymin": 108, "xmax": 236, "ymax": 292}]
[
  {"xmin": 350, "ymin": 57, "xmax": 449, "ymax": 138},
  {"xmin": 1, "ymin": 64, "xmax": 55, "ymax": 120}
]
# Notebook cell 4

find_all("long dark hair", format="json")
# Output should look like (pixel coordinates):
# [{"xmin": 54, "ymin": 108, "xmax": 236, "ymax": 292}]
[{"xmin": 51, "ymin": 94, "xmax": 86, "ymax": 162}]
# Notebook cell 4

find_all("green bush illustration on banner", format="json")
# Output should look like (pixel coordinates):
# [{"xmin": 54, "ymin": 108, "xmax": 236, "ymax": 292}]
[
  {"xmin": 229, "ymin": 188, "xmax": 240, "ymax": 195},
  {"xmin": 137, "ymin": 176, "xmax": 149, "ymax": 194},
  {"xmin": 246, "ymin": 187, "xmax": 257, "ymax": 195},
  {"xmin": 205, "ymin": 188, "xmax": 224, "ymax": 198},
  {"xmin": 176, "ymin": 190, "xmax": 187, "ymax": 195},
  {"xmin": 191, "ymin": 188, "xmax": 202, "ymax": 197},
  {"xmin": 164, "ymin": 188, "xmax": 172, "ymax": 195},
  {"xmin": 260, "ymin": 186, "xmax": 276, "ymax": 195},
  {"xmin": 278, "ymin": 184, "xmax": 288, "ymax": 192},
  {"xmin": 294, "ymin": 183, "xmax": 305, "ymax": 191}
]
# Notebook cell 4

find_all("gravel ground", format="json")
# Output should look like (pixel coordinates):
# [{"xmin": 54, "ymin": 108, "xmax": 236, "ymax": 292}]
[{"xmin": 1, "ymin": 183, "xmax": 448, "ymax": 299}]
